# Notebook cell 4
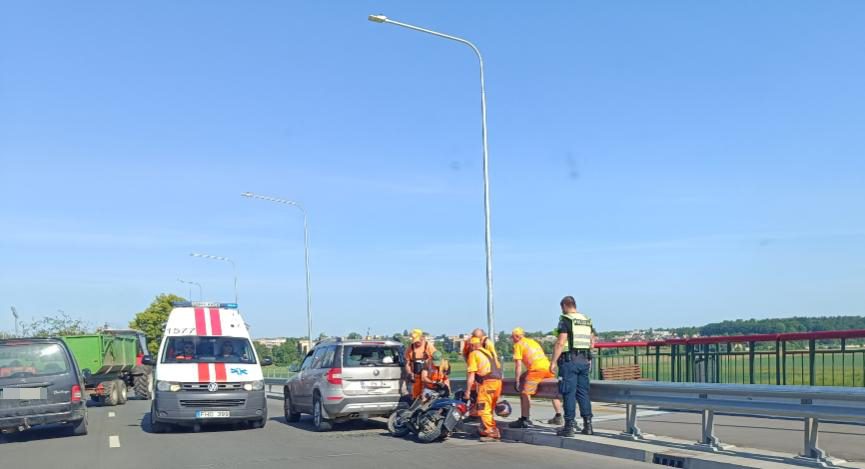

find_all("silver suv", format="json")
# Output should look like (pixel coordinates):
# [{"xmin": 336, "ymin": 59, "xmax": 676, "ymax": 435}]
[{"xmin": 283, "ymin": 338, "xmax": 403, "ymax": 431}]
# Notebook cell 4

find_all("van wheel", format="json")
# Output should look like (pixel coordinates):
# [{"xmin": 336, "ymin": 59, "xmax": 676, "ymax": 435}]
[
  {"xmin": 312, "ymin": 394, "xmax": 332, "ymax": 432},
  {"xmin": 284, "ymin": 392, "xmax": 301, "ymax": 423},
  {"xmin": 149, "ymin": 403, "xmax": 169, "ymax": 433},
  {"xmin": 70, "ymin": 415, "xmax": 88, "ymax": 436},
  {"xmin": 102, "ymin": 380, "xmax": 119, "ymax": 406},
  {"xmin": 116, "ymin": 380, "xmax": 128, "ymax": 404}
]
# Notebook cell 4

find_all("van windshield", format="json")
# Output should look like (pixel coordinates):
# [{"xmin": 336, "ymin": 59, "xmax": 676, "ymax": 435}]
[
  {"xmin": 161, "ymin": 337, "xmax": 257, "ymax": 364},
  {"xmin": 342, "ymin": 345, "xmax": 401, "ymax": 368},
  {"xmin": 0, "ymin": 342, "xmax": 71, "ymax": 379}
]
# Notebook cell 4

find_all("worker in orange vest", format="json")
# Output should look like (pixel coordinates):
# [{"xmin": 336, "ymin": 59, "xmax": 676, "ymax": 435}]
[
  {"xmin": 465, "ymin": 336, "xmax": 503, "ymax": 441},
  {"xmin": 508, "ymin": 327, "xmax": 564, "ymax": 428},
  {"xmin": 405, "ymin": 329, "xmax": 436, "ymax": 399},
  {"xmin": 461, "ymin": 328, "xmax": 496, "ymax": 420},
  {"xmin": 421, "ymin": 351, "xmax": 451, "ymax": 394}
]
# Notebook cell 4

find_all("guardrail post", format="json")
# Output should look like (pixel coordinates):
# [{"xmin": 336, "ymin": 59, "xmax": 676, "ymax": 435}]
[
  {"xmin": 685, "ymin": 344, "xmax": 692, "ymax": 382},
  {"xmin": 622, "ymin": 403, "xmax": 643, "ymax": 440},
  {"xmin": 809, "ymin": 339, "xmax": 817, "ymax": 386},
  {"xmin": 654, "ymin": 345, "xmax": 660, "ymax": 381},
  {"xmin": 633, "ymin": 346, "xmax": 638, "ymax": 365},
  {"xmin": 696, "ymin": 409, "xmax": 725, "ymax": 452},
  {"xmin": 671, "ymin": 345, "xmax": 678, "ymax": 382},
  {"xmin": 798, "ymin": 417, "xmax": 833, "ymax": 466}
]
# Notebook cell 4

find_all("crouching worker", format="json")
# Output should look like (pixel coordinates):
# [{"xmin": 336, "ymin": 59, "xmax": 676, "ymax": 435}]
[{"xmin": 509, "ymin": 327, "xmax": 563, "ymax": 428}]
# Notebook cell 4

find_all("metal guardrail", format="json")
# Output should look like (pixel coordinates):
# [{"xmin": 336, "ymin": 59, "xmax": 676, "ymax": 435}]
[{"xmin": 265, "ymin": 376, "xmax": 865, "ymax": 466}]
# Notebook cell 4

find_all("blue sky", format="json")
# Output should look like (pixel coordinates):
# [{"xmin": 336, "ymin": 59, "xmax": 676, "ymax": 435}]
[{"xmin": 2, "ymin": 1, "xmax": 864, "ymax": 338}]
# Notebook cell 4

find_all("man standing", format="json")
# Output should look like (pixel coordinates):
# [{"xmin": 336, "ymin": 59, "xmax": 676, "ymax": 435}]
[
  {"xmin": 404, "ymin": 329, "xmax": 436, "ymax": 399},
  {"xmin": 508, "ymin": 327, "xmax": 563, "ymax": 428},
  {"xmin": 465, "ymin": 336, "xmax": 502, "ymax": 441},
  {"xmin": 550, "ymin": 296, "xmax": 595, "ymax": 436}
]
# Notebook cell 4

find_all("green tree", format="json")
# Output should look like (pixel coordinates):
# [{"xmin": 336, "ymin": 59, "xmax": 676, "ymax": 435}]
[
  {"xmin": 22, "ymin": 313, "xmax": 90, "ymax": 337},
  {"xmin": 346, "ymin": 332, "xmax": 363, "ymax": 340},
  {"xmin": 129, "ymin": 294, "xmax": 186, "ymax": 354}
]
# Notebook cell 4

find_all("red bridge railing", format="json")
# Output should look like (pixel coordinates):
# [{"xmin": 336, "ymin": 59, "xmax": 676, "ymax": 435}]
[{"xmin": 591, "ymin": 329, "xmax": 865, "ymax": 387}]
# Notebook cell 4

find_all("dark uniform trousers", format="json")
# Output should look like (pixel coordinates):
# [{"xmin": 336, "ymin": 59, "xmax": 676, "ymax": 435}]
[{"xmin": 558, "ymin": 352, "xmax": 593, "ymax": 421}]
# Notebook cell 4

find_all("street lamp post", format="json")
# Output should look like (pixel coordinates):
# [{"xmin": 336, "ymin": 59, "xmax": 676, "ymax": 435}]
[
  {"xmin": 10, "ymin": 306, "xmax": 19, "ymax": 337},
  {"xmin": 190, "ymin": 253, "xmax": 238, "ymax": 305},
  {"xmin": 241, "ymin": 192, "xmax": 312, "ymax": 346},
  {"xmin": 368, "ymin": 14, "xmax": 496, "ymax": 342},
  {"xmin": 177, "ymin": 278, "xmax": 203, "ymax": 301}
]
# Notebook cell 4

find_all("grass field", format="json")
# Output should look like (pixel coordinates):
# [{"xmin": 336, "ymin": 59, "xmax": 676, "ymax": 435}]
[{"xmin": 263, "ymin": 349, "xmax": 865, "ymax": 387}]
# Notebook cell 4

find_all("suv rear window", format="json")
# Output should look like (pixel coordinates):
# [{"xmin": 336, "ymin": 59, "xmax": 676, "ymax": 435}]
[
  {"xmin": 0, "ymin": 342, "xmax": 71, "ymax": 378},
  {"xmin": 342, "ymin": 345, "xmax": 401, "ymax": 368}
]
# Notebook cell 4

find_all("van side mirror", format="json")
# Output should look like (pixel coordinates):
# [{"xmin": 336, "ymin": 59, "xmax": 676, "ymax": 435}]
[
  {"xmin": 261, "ymin": 357, "xmax": 273, "ymax": 367},
  {"xmin": 141, "ymin": 356, "xmax": 155, "ymax": 366},
  {"xmin": 288, "ymin": 363, "xmax": 300, "ymax": 373}
]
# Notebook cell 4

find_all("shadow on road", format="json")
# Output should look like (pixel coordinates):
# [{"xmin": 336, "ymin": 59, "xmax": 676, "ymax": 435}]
[
  {"xmin": 141, "ymin": 412, "xmax": 263, "ymax": 434},
  {"xmin": 270, "ymin": 414, "xmax": 389, "ymax": 433},
  {"xmin": 0, "ymin": 424, "xmax": 79, "ymax": 444}
]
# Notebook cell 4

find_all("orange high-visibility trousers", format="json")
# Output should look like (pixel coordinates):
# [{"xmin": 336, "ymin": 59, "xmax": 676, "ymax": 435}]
[
  {"xmin": 411, "ymin": 374, "xmax": 424, "ymax": 399},
  {"xmin": 476, "ymin": 378, "xmax": 502, "ymax": 438}
]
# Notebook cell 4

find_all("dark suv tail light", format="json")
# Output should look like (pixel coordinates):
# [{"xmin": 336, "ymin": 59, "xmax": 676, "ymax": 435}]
[
  {"xmin": 326, "ymin": 368, "xmax": 342, "ymax": 385},
  {"xmin": 71, "ymin": 384, "xmax": 82, "ymax": 403}
]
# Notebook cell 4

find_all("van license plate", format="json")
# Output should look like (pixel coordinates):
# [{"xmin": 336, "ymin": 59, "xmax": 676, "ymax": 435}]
[
  {"xmin": 1, "ymin": 388, "xmax": 45, "ymax": 400},
  {"xmin": 195, "ymin": 411, "xmax": 230, "ymax": 418},
  {"xmin": 362, "ymin": 381, "xmax": 386, "ymax": 388}
]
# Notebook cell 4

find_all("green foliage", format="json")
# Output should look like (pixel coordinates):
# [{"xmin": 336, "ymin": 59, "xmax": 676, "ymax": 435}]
[
  {"xmin": 22, "ymin": 313, "xmax": 90, "ymax": 337},
  {"xmin": 700, "ymin": 316, "xmax": 865, "ymax": 336},
  {"xmin": 254, "ymin": 338, "xmax": 303, "ymax": 367},
  {"xmin": 129, "ymin": 293, "xmax": 186, "ymax": 355},
  {"xmin": 346, "ymin": 332, "xmax": 362, "ymax": 340}
]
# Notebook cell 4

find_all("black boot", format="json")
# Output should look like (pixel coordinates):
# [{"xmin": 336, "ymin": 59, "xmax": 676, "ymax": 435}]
[
  {"xmin": 581, "ymin": 417, "xmax": 594, "ymax": 435},
  {"xmin": 556, "ymin": 419, "xmax": 576, "ymax": 437}
]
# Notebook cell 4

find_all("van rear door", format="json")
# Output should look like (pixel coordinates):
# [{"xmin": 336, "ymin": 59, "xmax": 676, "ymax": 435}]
[{"xmin": 338, "ymin": 344, "xmax": 402, "ymax": 396}]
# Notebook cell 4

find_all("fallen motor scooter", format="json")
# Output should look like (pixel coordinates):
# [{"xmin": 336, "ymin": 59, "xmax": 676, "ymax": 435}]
[{"xmin": 387, "ymin": 385, "xmax": 468, "ymax": 443}]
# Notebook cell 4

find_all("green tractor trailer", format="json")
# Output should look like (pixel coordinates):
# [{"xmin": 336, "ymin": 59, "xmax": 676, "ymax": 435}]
[{"xmin": 60, "ymin": 330, "xmax": 154, "ymax": 406}]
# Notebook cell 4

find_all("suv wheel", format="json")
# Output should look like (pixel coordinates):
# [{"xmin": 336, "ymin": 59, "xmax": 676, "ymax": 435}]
[
  {"xmin": 70, "ymin": 414, "xmax": 88, "ymax": 436},
  {"xmin": 312, "ymin": 393, "xmax": 332, "ymax": 432},
  {"xmin": 284, "ymin": 391, "xmax": 301, "ymax": 423}
]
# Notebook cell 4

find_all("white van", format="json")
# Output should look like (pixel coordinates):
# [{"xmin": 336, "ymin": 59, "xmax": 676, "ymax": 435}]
[{"xmin": 146, "ymin": 302, "xmax": 272, "ymax": 432}]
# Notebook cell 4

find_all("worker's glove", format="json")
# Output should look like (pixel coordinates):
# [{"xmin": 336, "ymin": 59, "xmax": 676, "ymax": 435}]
[
  {"xmin": 406, "ymin": 374, "xmax": 415, "ymax": 383},
  {"xmin": 513, "ymin": 382, "xmax": 521, "ymax": 394}
]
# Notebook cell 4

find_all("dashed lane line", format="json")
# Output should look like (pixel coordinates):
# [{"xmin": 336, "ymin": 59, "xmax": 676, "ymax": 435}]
[{"xmin": 109, "ymin": 435, "xmax": 120, "ymax": 448}]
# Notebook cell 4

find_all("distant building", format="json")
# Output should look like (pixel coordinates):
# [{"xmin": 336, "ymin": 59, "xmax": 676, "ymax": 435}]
[
  {"xmin": 255, "ymin": 337, "xmax": 287, "ymax": 348},
  {"xmin": 443, "ymin": 334, "xmax": 469, "ymax": 353}
]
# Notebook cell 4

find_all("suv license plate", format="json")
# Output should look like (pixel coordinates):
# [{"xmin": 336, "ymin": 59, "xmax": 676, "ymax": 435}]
[
  {"xmin": 195, "ymin": 411, "xmax": 230, "ymax": 418},
  {"xmin": 362, "ymin": 381, "xmax": 386, "ymax": 388}
]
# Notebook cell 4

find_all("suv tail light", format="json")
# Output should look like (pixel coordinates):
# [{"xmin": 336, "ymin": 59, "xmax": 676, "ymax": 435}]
[
  {"xmin": 326, "ymin": 368, "xmax": 342, "ymax": 385},
  {"xmin": 71, "ymin": 384, "xmax": 82, "ymax": 403}
]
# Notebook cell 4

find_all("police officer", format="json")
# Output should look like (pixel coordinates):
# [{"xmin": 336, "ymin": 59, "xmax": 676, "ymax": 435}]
[{"xmin": 549, "ymin": 295, "xmax": 595, "ymax": 437}]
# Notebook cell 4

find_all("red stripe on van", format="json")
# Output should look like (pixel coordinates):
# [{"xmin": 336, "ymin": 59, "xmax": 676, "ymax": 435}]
[
  {"xmin": 194, "ymin": 308, "xmax": 207, "ymax": 335},
  {"xmin": 209, "ymin": 308, "xmax": 222, "ymax": 336},
  {"xmin": 198, "ymin": 363, "xmax": 210, "ymax": 382},
  {"xmin": 214, "ymin": 363, "xmax": 227, "ymax": 382}
]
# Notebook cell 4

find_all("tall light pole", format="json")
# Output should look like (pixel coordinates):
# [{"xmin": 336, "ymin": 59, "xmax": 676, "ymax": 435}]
[
  {"xmin": 368, "ymin": 14, "xmax": 496, "ymax": 342},
  {"xmin": 241, "ymin": 192, "xmax": 312, "ymax": 346},
  {"xmin": 10, "ymin": 306, "xmax": 19, "ymax": 337},
  {"xmin": 177, "ymin": 278, "xmax": 203, "ymax": 301},
  {"xmin": 190, "ymin": 253, "xmax": 238, "ymax": 305}
]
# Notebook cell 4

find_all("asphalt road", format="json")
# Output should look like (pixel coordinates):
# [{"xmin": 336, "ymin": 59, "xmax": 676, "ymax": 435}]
[{"xmin": 0, "ymin": 397, "xmax": 654, "ymax": 469}]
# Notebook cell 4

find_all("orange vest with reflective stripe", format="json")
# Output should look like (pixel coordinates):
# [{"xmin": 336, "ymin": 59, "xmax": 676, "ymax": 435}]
[{"xmin": 469, "ymin": 348, "xmax": 502, "ymax": 382}]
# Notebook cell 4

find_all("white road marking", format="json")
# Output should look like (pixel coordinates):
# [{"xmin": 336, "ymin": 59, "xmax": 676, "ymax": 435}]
[
  {"xmin": 109, "ymin": 435, "xmax": 120, "ymax": 448},
  {"xmin": 108, "ymin": 411, "xmax": 116, "ymax": 418}
]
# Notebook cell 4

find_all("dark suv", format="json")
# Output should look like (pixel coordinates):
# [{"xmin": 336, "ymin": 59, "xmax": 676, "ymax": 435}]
[{"xmin": 0, "ymin": 338, "xmax": 88, "ymax": 436}]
